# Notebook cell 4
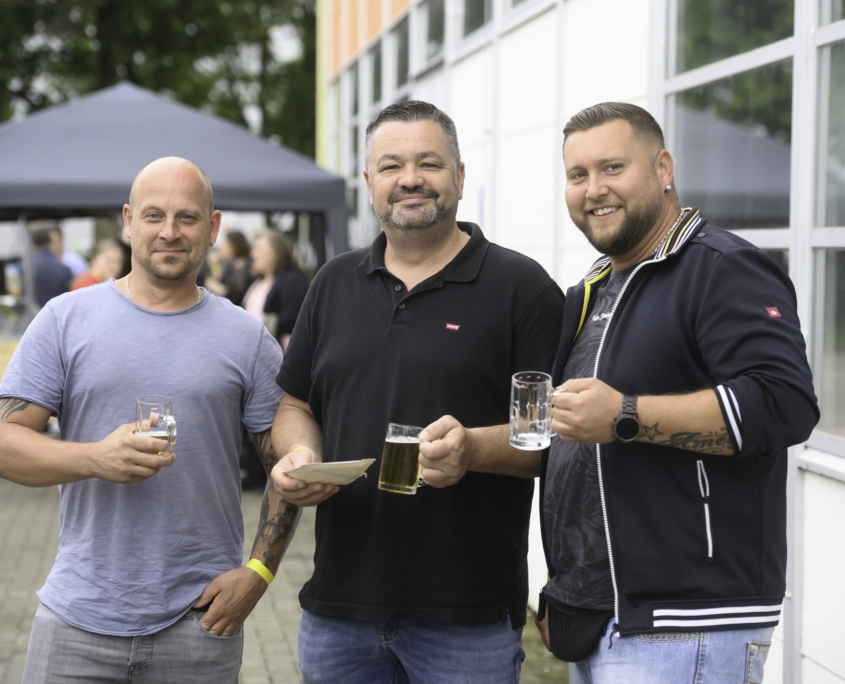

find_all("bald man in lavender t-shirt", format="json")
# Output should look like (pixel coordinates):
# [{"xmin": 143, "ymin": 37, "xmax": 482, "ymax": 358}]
[{"xmin": 0, "ymin": 157, "xmax": 299, "ymax": 683}]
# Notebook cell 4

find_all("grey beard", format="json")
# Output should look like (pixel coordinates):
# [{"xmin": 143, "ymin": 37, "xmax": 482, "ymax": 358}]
[{"xmin": 377, "ymin": 201, "xmax": 442, "ymax": 231}]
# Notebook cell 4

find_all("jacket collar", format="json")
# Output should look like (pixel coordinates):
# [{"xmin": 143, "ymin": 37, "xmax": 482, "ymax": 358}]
[
  {"xmin": 571, "ymin": 208, "xmax": 703, "ymax": 341},
  {"xmin": 580, "ymin": 207, "xmax": 703, "ymax": 285}
]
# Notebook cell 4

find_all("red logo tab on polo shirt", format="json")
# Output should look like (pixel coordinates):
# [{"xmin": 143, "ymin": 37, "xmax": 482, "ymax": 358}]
[
  {"xmin": 767, "ymin": 307, "xmax": 781, "ymax": 318},
  {"xmin": 446, "ymin": 323, "xmax": 460, "ymax": 331}
]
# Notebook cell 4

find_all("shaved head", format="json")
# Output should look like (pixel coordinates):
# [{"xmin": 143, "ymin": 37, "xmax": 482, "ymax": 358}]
[
  {"xmin": 129, "ymin": 157, "xmax": 214, "ymax": 215},
  {"xmin": 123, "ymin": 155, "xmax": 221, "ymax": 287}
]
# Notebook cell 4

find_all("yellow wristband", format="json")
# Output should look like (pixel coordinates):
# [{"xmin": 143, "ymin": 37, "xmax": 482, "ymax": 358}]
[
  {"xmin": 291, "ymin": 446, "xmax": 310, "ymax": 453},
  {"xmin": 246, "ymin": 559, "xmax": 274, "ymax": 585}
]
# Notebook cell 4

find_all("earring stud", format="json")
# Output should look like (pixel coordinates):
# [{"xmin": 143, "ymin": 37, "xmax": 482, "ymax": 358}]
[{"xmin": 665, "ymin": 185, "xmax": 672, "ymax": 193}]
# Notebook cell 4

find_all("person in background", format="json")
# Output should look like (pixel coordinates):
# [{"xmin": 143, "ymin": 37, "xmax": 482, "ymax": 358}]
[
  {"xmin": 31, "ymin": 227, "xmax": 73, "ymax": 308},
  {"xmin": 48, "ymin": 225, "xmax": 88, "ymax": 279},
  {"xmin": 204, "ymin": 230, "xmax": 252, "ymax": 308},
  {"xmin": 243, "ymin": 231, "xmax": 309, "ymax": 352},
  {"xmin": 71, "ymin": 238, "xmax": 125, "ymax": 290}
]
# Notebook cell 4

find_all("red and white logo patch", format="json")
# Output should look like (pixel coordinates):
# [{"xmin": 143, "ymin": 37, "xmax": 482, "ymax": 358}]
[
  {"xmin": 446, "ymin": 323, "xmax": 461, "ymax": 331},
  {"xmin": 766, "ymin": 307, "xmax": 781, "ymax": 318}
]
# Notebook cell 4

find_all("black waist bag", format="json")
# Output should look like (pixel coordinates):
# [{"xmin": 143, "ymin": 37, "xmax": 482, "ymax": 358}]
[{"xmin": 539, "ymin": 591, "xmax": 613, "ymax": 663}]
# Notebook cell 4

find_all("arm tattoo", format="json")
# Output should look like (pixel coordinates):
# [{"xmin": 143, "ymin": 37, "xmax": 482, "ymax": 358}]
[
  {"xmin": 255, "ymin": 488, "xmax": 301, "ymax": 569},
  {"xmin": 249, "ymin": 429, "xmax": 301, "ymax": 572},
  {"xmin": 649, "ymin": 425, "xmax": 732, "ymax": 454},
  {"xmin": 641, "ymin": 423, "xmax": 664, "ymax": 442},
  {"xmin": 0, "ymin": 398, "xmax": 31, "ymax": 421},
  {"xmin": 250, "ymin": 429, "xmax": 279, "ymax": 475}
]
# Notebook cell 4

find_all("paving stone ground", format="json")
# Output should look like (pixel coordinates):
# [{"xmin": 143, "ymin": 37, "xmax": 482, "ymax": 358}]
[
  {"xmin": 0, "ymin": 479, "xmax": 567, "ymax": 683},
  {"xmin": 0, "ymin": 479, "xmax": 569, "ymax": 684}
]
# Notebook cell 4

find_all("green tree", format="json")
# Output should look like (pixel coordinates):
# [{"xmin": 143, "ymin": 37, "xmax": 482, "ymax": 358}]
[{"xmin": 0, "ymin": 0, "xmax": 315, "ymax": 157}]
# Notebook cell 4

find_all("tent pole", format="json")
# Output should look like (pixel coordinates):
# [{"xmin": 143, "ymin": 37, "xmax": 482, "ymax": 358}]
[{"xmin": 18, "ymin": 214, "xmax": 39, "ymax": 326}]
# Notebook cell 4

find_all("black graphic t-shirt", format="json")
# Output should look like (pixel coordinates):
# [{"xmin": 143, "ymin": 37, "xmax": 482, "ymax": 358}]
[{"xmin": 544, "ymin": 266, "xmax": 632, "ymax": 610}]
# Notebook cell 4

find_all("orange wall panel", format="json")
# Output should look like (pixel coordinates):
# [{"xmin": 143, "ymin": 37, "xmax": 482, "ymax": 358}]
[
  {"xmin": 366, "ymin": 0, "xmax": 382, "ymax": 43},
  {"xmin": 389, "ymin": 0, "xmax": 409, "ymax": 20},
  {"xmin": 346, "ymin": 0, "xmax": 360, "ymax": 62}
]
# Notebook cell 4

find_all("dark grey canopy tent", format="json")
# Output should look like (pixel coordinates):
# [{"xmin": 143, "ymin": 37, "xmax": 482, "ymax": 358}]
[{"xmin": 0, "ymin": 82, "xmax": 347, "ymax": 319}]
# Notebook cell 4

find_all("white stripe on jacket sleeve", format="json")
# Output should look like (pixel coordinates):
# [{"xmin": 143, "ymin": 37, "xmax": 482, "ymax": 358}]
[{"xmin": 717, "ymin": 384, "xmax": 743, "ymax": 451}]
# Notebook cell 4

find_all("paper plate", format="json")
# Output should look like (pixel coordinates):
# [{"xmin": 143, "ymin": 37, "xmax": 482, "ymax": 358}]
[{"xmin": 284, "ymin": 459, "xmax": 377, "ymax": 485}]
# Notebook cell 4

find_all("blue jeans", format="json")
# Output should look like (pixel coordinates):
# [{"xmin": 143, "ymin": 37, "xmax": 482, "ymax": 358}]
[
  {"xmin": 569, "ymin": 619, "xmax": 774, "ymax": 684},
  {"xmin": 298, "ymin": 610, "xmax": 525, "ymax": 684}
]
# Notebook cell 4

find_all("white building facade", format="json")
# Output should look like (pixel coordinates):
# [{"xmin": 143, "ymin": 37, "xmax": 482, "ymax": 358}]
[{"xmin": 315, "ymin": 0, "xmax": 845, "ymax": 681}]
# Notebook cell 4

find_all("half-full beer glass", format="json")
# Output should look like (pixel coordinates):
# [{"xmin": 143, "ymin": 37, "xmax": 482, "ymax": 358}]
[
  {"xmin": 135, "ymin": 395, "xmax": 177, "ymax": 453},
  {"xmin": 509, "ymin": 372, "xmax": 554, "ymax": 450},
  {"xmin": 378, "ymin": 423, "xmax": 425, "ymax": 495}
]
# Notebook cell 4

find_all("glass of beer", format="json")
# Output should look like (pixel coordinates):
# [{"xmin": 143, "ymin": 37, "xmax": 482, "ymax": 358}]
[
  {"xmin": 135, "ymin": 395, "xmax": 177, "ymax": 454},
  {"xmin": 510, "ymin": 372, "xmax": 554, "ymax": 450},
  {"xmin": 378, "ymin": 423, "xmax": 425, "ymax": 495}
]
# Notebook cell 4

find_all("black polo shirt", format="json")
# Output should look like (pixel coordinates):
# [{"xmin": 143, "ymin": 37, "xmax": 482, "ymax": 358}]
[{"xmin": 277, "ymin": 222, "xmax": 564, "ymax": 627}]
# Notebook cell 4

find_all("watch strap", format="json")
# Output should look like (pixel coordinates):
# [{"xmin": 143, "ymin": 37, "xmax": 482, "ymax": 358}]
[{"xmin": 622, "ymin": 395, "xmax": 637, "ymax": 416}]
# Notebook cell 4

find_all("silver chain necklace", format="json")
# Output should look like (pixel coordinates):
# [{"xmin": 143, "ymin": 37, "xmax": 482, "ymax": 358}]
[
  {"xmin": 125, "ymin": 274, "xmax": 201, "ymax": 305},
  {"xmin": 651, "ymin": 208, "xmax": 687, "ymax": 257}
]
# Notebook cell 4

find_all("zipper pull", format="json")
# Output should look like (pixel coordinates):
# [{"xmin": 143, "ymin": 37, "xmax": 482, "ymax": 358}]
[{"xmin": 609, "ymin": 622, "xmax": 620, "ymax": 649}]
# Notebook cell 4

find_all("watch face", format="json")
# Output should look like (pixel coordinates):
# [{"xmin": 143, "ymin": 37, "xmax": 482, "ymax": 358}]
[{"xmin": 614, "ymin": 416, "xmax": 640, "ymax": 441}]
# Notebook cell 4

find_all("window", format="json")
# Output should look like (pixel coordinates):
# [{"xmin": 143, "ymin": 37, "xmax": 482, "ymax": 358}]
[
  {"xmin": 817, "ymin": 41, "xmax": 845, "ymax": 227},
  {"xmin": 820, "ymin": 0, "xmax": 845, "ymax": 25},
  {"xmin": 349, "ymin": 125, "xmax": 359, "ymax": 176},
  {"xmin": 674, "ymin": 0, "xmax": 794, "ymax": 74},
  {"xmin": 350, "ymin": 62, "xmax": 360, "ymax": 117},
  {"xmin": 763, "ymin": 249, "xmax": 790, "ymax": 273},
  {"xmin": 813, "ymin": 249, "xmax": 845, "ymax": 437},
  {"xmin": 370, "ymin": 43, "xmax": 382, "ymax": 104},
  {"xmin": 347, "ymin": 184, "xmax": 359, "ymax": 218},
  {"xmin": 395, "ymin": 18, "xmax": 409, "ymax": 89},
  {"xmin": 672, "ymin": 61, "xmax": 793, "ymax": 229},
  {"xmin": 422, "ymin": 0, "xmax": 445, "ymax": 60},
  {"xmin": 464, "ymin": 0, "xmax": 492, "ymax": 37}
]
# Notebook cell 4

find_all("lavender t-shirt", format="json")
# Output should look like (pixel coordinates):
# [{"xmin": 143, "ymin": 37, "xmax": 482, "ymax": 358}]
[{"xmin": 0, "ymin": 280, "xmax": 284, "ymax": 636}]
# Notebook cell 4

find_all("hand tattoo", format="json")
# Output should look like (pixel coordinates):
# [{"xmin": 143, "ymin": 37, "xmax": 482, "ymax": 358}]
[{"xmin": 0, "ymin": 397, "xmax": 31, "ymax": 421}]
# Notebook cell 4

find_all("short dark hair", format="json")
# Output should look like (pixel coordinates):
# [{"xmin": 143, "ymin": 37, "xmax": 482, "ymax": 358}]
[
  {"xmin": 364, "ymin": 100, "xmax": 461, "ymax": 171},
  {"xmin": 563, "ymin": 102, "xmax": 665, "ymax": 151},
  {"xmin": 31, "ymin": 227, "xmax": 53, "ymax": 248}
]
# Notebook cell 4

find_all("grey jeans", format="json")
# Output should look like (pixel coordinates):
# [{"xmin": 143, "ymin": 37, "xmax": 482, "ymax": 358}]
[{"xmin": 22, "ymin": 603, "xmax": 243, "ymax": 683}]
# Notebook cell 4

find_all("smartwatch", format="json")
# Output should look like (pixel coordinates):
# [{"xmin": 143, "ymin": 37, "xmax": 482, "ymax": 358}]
[{"xmin": 612, "ymin": 395, "xmax": 642, "ymax": 443}]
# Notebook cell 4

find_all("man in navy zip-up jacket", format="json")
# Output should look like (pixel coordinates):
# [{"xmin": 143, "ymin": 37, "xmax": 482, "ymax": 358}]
[{"xmin": 536, "ymin": 103, "xmax": 818, "ymax": 684}]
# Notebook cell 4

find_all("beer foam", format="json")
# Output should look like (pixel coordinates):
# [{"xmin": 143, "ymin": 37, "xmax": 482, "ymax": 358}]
[{"xmin": 386, "ymin": 436, "xmax": 420, "ymax": 444}]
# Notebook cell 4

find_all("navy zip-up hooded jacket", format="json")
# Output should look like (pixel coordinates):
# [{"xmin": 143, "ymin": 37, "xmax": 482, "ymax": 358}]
[{"xmin": 540, "ymin": 209, "xmax": 819, "ymax": 636}]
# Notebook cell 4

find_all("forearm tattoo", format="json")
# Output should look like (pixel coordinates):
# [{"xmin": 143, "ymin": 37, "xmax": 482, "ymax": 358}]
[
  {"xmin": 644, "ymin": 423, "xmax": 732, "ymax": 454},
  {"xmin": 0, "ymin": 398, "xmax": 31, "ymax": 421},
  {"xmin": 255, "ymin": 488, "xmax": 301, "ymax": 571},
  {"xmin": 249, "ymin": 429, "xmax": 301, "ymax": 572},
  {"xmin": 250, "ymin": 430, "xmax": 279, "ymax": 474}
]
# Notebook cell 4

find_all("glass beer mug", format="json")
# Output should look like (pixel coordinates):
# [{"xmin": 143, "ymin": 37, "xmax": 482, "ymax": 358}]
[
  {"xmin": 135, "ymin": 395, "xmax": 177, "ymax": 453},
  {"xmin": 378, "ymin": 423, "xmax": 426, "ymax": 495}
]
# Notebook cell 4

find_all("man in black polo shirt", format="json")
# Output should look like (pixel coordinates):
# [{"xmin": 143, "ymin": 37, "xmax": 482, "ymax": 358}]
[{"xmin": 271, "ymin": 100, "xmax": 564, "ymax": 684}]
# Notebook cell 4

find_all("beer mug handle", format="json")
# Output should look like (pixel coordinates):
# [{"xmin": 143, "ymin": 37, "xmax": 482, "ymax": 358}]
[{"xmin": 162, "ymin": 415, "xmax": 177, "ymax": 453}]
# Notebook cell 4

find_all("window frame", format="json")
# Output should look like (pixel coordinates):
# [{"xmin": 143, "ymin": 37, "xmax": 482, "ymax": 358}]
[{"xmin": 652, "ymin": 1, "xmax": 845, "ymax": 458}]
